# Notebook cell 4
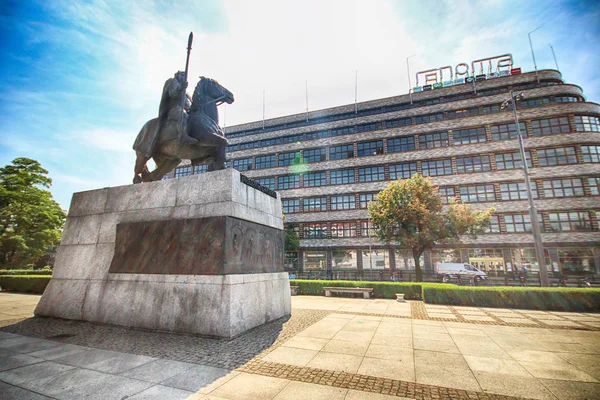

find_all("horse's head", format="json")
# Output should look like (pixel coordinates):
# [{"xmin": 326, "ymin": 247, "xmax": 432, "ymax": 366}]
[{"xmin": 193, "ymin": 77, "xmax": 234, "ymax": 106}]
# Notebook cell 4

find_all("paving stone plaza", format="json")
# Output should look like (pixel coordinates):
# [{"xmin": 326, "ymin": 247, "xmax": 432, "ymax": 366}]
[{"xmin": 0, "ymin": 293, "xmax": 598, "ymax": 400}]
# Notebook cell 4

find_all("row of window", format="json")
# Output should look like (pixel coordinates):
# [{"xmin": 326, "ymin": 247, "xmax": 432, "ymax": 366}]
[
  {"xmin": 297, "ymin": 211, "xmax": 597, "ymax": 239},
  {"xmin": 226, "ymin": 80, "xmax": 561, "ymax": 140},
  {"xmin": 251, "ymin": 145, "xmax": 600, "ymax": 191},
  {"xmin": 228, "ymin": 115, "xmax": 600, "ymax": 169},
  {"xmin": 281, "ymin": 177, "xmax": 600, "ymax": 214}
]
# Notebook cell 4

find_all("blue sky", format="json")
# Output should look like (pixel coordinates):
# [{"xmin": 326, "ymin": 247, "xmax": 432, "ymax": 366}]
[{"xmin": 1, "ymin": 0, "xmax": 598, "ymax": 210}]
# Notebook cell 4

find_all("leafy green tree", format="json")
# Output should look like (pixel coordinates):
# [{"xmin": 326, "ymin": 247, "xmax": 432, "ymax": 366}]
[
  {"xmin": 368, "ymin": 174, "xmax": 493, "ymax": 282},
  {"xmin": 284, "ymin": 227, "xmax": 300, "ymax": 252},
  {"xmin": 0, "ymin": 158, "xmax": 66, "ymax": 268}
]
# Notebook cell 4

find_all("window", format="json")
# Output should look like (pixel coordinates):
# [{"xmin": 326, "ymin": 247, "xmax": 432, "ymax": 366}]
[
  {"xmin": 194, "ymin": 164, "xmax": 208, "ymax": 174},
  {"xmin": 456, "ymin": 155, "xmax": 491, "ymax": 174},
  {"xmin": 387, "ymin": 136, "xmax": 415, "ymax": 153},
  {"xmin": 330, "ymin": 169, "xmax": 355, "ymax": 185},
  {"xmin": 303, "ymin": 197, "xmax": 327, "ymax": 212},
  {"xmin": 332, "ymin": 250, "xmax": 357, "ymax": 269},
  {"xmin": 254, "ymin": 154, "xmax": 276, "ymax": 169},
  {"xmin": 574, "ymin": 116, "xmax": 600, "ymax": 132},
  {"xmin": 359, "ymin": 193, "xmax": 377, "ymax": 209},
  {"xmin": 415, "ymin": 113, "xmax": 443, "ymax": 124},
  {"xmin": 356, "ymin": 123, "xmax": 378, "ymax": 133},
  {"xmin": 329, "ymin": 144, "xmax": 354, "ymax": 160},
  {"xmin": 581, "ymin": 146, "xmax": 600, "ymax": 163},
  {"xmin": 389, "ymin": 162, "xmax": 417, "ymax": 180},
  {"xmin": 499, "ymin": 182, "xmax": 537, "ymax": 201},
  {"xmin": 439, "ymin": 187, "xmax": 456, "ymax": 204},
  {"xmin": 386, "ymin": 118, "xmax": 412, "ymax": 128},
  {"xmin": 422, "ymin": 159, "xmax": 452, "ymax": 176},
  {"xmin": 487, "ymin": 215, "xmax": 501, "ymax": 233},
  {"xmin": 358, "ymin": 166, "xmax": 385, "ymax": 182},
  {"xmin": 495, "ymin": 151, "xmax": 532, "ymax": 170},
  {"xmin": 419, "ymin": 132, "xmax": 449, "ymax": 149},
  {"xmin": 305, "ymin": 131, "xmax": 329, "ymax": 141},
  {"xmin": 531, "ymin": 117, "xmax": 570, "ymax": 136},
  {"xmin": 330, "ymin": 194, "xmax": 356, "ymax": 210},
  {"xmin": 554, "ymin": 96, "xmax": 579, "ymax": 103},
  {"xmin": 277, "ymin": 175, "xmax": 300, "ymax": 190},
  {"xmin": 490, "ymin": 123, "xmax": 526, "ymax": 141},
  {"xmin": 447, "ymin": 108, "xmax": 478, "ymax": 119},
  {"xmin": 331, "ymin": 126, "xmax": 355, "ymax": 137},
  {"xmin": 233, "ymin": 158, "xmax": 253, "ymax": 171},
  {"xmin": 282, "ymin": 199, "xmax": 300, "ymax": 214},
  {"xmin": 303, "ymin": 171, "xmax": 327, "ymax": 187},
  {"xmin": 480, "ymin": 104, "xmax": 501, "ymax": 114},
  {"xmin": 357, "ymin": 140, "xmax": 384, "ymax": 156},
  {"xmin": 542, "ymin": 178, "xmax": 584, "ymax": 198},
  {"xmin": 520, "ymin": 97, "xmax": 551, "ymax": 108},
  {"xmin": 548, "ymin": 212, "xmax": 592, "ymax": 232},
  {"xmin": 537, "ymin": 147, "xmax": 577, "ymax": 166},
  {"xmin": 588, "ymin": 177, "xmax": 600, "ymax": 195},
  {"xmin": 303, "ymin": 223, "xmax": 328, "ymax": 239},
  {"xmin": 256, "ymin": 177, "xmax": 275, "ymax": 191},
  {"xmin": 303, "ymin": 148, "xmax": 327, "ymax": 163},
  {"xmin": 278, "ymin": 152, "xmax": 301, "ymax": 167},
  {"xmin": 453, "ymin": 127, "xmax": 487, "ymax": 145},
  {"xmin": 504, "ymin": 214, "xmax": 533, "ymax": 233},
  {"xmin": 360, "ymin": 221, "xmax": 376, "ymax": 237},
  {"xmin": 282, "ymin": 134, "xmax": 304, "ymax": 144},
  {"xmin": 175, "ymin": 166, "xmax": 192, "ymax": 177},
  {"xmin": 330, "ymin": 222, "xmax": 357, "ymax": 238},
  {"xmin": 459, "ymin": 185, "xmax": 495, "ymax": 202}
]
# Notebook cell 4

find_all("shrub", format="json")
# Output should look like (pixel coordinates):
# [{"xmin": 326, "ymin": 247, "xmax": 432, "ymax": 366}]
[
  {"xmin": 0, "ymin": 275, "xmax": 51, "ymax": 294},
  {"xmin": 289, "ymin": 280, "xmax": 453, "ymax": 300},
  {"xmin": 0, "ymin": 269, "xmax": 53, "ymax": 276},
  {"xmin": 422, "ymin": 286, "xmax": 600, "ymax": 312}
]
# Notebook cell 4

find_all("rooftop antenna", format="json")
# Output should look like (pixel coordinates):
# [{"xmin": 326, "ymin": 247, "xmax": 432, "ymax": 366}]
[
  {"xmin": 262, "ymin": 90, "xmax": 265, "ymax": 129},
  {"xmin": 407, "ymin": 54, "xmax": 416, "ymax": 105},
  {"xmin": 528, "ymin": 26, "xmax": 542, "ymax": 83},
  {"xmin": 305, "ymin": 80, "xmax": 309, "ymax": 122},
  {"xmin": 549, "ymin": 44, "xmax": 560, "ymax": 71},
  {"xmin": 354, "ymin": 70, "xmax": 358, "ymax": 114}
]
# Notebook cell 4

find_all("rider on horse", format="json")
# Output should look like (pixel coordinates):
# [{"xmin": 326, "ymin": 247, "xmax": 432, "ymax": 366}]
[{"xmin": 159, "ymin": 71, "xmax": 198, "ymax": 145}]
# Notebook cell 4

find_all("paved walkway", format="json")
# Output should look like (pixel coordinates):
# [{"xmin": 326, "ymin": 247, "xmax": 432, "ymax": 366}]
[{"xmin": 0, "ymin": 293, "xmax": 598, "ymax": 400}]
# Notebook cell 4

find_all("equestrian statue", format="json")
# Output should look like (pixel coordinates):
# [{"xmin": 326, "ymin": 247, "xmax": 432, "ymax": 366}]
[{"xmin": 132, "ymin": 32, "xmax": 234, "ymax": 183}]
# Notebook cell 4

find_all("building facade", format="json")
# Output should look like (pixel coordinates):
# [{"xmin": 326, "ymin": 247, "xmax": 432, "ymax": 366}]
[{"xmin": 163, "ymin": 68, "xmax": 600, "ymax": 277}]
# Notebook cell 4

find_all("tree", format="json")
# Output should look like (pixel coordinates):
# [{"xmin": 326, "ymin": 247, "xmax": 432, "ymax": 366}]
[
  {"xmin": 284, "ymin": 227, "xmax": 300, "ymax": 252},
  {"xmin": 368, "ymin": 174, "xmax": 493, "ymax": 282},
  {"xmin": 0, "ymin": 158, "xmax": 66, "ymax": 268}
]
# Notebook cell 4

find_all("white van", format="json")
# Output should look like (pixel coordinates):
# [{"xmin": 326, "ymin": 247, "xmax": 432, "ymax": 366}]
[{"xmin": 435, "ymin": 263, "xmax": 487, "ymax": 283}]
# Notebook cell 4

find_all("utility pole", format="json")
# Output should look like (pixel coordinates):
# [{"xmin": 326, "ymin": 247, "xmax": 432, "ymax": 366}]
[{"xmin": 501, "ymin": 91, "xmax": 549, "ymax": 286}]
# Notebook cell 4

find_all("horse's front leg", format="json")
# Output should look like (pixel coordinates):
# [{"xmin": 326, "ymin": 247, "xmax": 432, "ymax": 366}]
[{"xmin": 208, "ymin": 140, "xmax": 227, "ymax": 171}]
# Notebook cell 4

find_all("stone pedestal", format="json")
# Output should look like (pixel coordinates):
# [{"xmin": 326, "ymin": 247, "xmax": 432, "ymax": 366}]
[{"xmin": 35, "ymin": 169, "xmax": 290, "ymax": 338}]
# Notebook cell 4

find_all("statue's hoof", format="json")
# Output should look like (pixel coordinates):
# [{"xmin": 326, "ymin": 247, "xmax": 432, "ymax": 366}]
[{"xmin": 133, "ymin": 175, "xmax": 143, "ymax": 184}]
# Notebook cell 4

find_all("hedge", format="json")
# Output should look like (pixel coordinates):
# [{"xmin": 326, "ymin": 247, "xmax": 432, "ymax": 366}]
[
  {"xmin": 422, "ymin": 285, "xmax": 600, "ymax": 312},
  {"xmin": 289, "ymin": 280, "xmax": 452, "ymax": 300},
  {"xmin": 0, "ymin": 269, "xmax": 53, "ymax": 276},
  {"xmin": 0, "ymin": 276, "xmax": 51, "ymax": 294}
]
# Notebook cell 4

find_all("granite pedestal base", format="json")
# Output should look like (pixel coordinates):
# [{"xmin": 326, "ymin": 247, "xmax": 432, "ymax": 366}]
[{"xmin": 35, "ymin": 169, "xmax": 290, "ymax": 338}]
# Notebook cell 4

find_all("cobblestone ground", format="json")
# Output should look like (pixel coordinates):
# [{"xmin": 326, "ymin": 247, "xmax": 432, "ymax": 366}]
[{"xmin": 1, "ymin": 294, "xmax": 599, "ymax": 399}]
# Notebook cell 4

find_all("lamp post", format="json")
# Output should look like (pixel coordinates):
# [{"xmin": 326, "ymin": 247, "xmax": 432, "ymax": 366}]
[
  {"xmin": 367, "ymin": 215, "xmax": 373, "ymax": 281},
  {"xmin": 501, "ymin": 91, "xmax": 549, "ymax": 286}
]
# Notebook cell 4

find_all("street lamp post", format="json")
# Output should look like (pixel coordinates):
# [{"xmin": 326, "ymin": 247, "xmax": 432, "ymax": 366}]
[
  {"xmin": 368, "ymin": 215, "xmax": 373, "ymax": 281},
  {"xmin": 501, "ymin": 91, "xmax": 549, "ymax": 286}
]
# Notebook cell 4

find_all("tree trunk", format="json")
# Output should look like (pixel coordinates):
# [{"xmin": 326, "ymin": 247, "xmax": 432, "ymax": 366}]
[{"xmin": 413, "ymin": 249, "xmax": 423, "ymax": 282}]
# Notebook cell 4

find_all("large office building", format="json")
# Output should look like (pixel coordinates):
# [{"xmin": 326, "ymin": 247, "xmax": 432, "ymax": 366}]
[{"xmin": 164, "ymin": 58, "xmax": 600, "ymax": 277}]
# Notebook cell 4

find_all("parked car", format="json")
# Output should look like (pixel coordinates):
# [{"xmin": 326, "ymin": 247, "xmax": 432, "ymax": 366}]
[{"xmin": 435, "ymin": 263, "xmax": 487, "ymax": 284}]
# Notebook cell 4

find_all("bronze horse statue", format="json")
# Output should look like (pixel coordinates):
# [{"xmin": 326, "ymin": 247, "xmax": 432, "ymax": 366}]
[{"xmin": 133, "ymin": 77, "xmax": 234, "ymax": 183}]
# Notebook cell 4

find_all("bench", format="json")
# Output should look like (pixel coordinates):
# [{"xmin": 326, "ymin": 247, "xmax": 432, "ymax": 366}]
[
  {"xmin": 290, "ymin": 286, "xmax": 299, "ymax": 296},
  {"xmin": 323, "ymin": 287, "xmax": 373, "ymax": 299}
]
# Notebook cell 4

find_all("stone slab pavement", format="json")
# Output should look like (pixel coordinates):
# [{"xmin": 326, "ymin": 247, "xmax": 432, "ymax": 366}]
[{"xmin": 0, "ymin": 292, "xmax": 598, "ymax": 400}]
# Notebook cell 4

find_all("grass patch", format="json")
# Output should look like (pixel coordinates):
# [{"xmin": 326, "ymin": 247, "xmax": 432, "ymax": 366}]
[
  {"xmin": 0, "ymin": 275, "xmax": 51, "ymax": 294},
  {"xmin": 422, "ymin": 285, "xmax": 600, "ymax": 312}
]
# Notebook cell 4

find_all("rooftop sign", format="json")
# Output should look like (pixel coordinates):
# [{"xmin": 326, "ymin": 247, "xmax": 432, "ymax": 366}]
[{"xmin": 413, "ymin": 54, "xmax": 521, "ymax": 93}]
